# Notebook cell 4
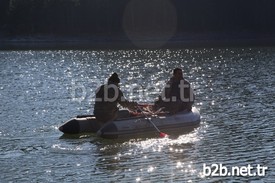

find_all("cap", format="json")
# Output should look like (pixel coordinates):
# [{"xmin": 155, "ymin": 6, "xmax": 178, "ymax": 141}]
[{"xmin": 108, "ymin": 72, "xmax": 120, "ymax": 83}]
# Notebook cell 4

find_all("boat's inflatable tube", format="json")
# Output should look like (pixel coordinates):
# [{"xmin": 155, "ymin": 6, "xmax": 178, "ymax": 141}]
[{"xmin": 59, "ymin": 107, "xmax": 200, "ymax": 139}]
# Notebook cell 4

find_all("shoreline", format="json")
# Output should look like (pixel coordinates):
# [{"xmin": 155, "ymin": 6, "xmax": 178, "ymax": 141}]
[{"xmin": 1, "ymin": 35, "xmax": 275, "ymax": 50}]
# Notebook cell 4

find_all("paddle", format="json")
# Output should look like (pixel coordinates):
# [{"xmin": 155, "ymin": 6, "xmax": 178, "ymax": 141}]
[
  {"xmin": 138, "ymin": 103, "xmax": 153, "ymax": 107},
  {"xmin": 137, "ymin": 106, "xmax": 168, "ymax": 138}
]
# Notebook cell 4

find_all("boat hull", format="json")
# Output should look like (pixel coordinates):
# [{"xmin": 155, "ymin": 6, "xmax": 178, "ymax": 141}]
[{"xmin": 59, "ymin": 107, "xmax": 201, "ymax": 139}]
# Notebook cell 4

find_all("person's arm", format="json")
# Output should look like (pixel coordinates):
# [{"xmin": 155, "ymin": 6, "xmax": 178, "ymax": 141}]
[
  {"xmin": 160, "ymin": 79, "xmax": 172, "ymax": 101},
  {"xmin": 117, "ymin": 90, "xmax": 137, "ymax": 110},
  {"xmin": 183, "ymin": 79, "xmax": 195, "ymax": 103}
]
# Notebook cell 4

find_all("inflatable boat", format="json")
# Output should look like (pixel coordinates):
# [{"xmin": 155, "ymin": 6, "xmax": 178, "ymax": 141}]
[{"xmin": 59, "ymin": 107, "xmax": 201, "ymax": 139}]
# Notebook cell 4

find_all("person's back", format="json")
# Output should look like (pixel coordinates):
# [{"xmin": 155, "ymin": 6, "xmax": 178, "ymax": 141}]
[
  {"xmin": 155, "ymin": 68, "xmax": 194, "ymax": 113},
  {"xmin": 94, "ymin": 82, "xmax": 123, "ymax": 122},
  {"xmin": 93, "ymin": 73, "xmax": 137, "ymax": 125}
]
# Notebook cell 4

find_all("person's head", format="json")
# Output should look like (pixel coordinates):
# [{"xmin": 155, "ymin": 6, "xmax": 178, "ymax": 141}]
[
  {"xmin": 173, "ymin": 68, "xmax": 183, "ymax": 80},
  {"xmin": 108, "ymin": 72, "xmax": 120, "ymax": 84}
]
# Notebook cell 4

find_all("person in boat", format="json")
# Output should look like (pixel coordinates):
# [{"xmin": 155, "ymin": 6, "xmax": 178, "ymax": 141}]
[
  {"xmin": 93, "ymin": 73, "xmax": 138, "ymax": 126},
  {"xmin": 154, "ymin": 68, "xmax": 195, "ymax": 114}
]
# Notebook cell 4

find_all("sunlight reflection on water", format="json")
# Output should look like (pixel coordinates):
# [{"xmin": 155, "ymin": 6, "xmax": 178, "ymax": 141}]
[{"xmin": 0, "ymin": 48, "xmax": 274, "ymax": 182}]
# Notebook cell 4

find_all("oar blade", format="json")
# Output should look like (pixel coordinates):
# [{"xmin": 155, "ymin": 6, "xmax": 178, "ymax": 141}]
[{"xmin": 159, "ymin": 132, "xmax": 168, "ymax": 138}]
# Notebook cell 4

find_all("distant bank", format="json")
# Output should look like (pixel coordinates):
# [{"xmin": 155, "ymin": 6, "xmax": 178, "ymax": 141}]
[
  {"xmin": 1, "ymin": 33, "xmax": 275, "ymax": 50},
  {"xmin": 2, "ymin": 0, "xmax": 275, "ymax": 50}
]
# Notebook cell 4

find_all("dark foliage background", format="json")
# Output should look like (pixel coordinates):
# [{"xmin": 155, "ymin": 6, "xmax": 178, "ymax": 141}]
[{"xmin": 1, "ymin": 0, "xmax": 275, "ymax": 48}]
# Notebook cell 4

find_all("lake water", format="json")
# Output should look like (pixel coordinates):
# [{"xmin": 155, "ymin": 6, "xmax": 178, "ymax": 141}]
[{"xmin": 0, "ymin": 48, "xmax": 274, "ymax": 182}]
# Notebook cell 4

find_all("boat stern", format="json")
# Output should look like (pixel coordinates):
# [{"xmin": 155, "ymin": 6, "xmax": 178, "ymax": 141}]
[{"xmin": 59, "ymin": 118, "xmax": 80, "ymax": 134}]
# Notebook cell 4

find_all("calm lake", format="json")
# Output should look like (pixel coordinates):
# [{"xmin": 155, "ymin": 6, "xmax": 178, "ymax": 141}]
[{"xmin": 0, "ymin": 48, "xmax": 274, "ymax": 182}]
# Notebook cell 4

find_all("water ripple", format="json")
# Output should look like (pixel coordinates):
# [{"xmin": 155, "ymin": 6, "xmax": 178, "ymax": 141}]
[{"xmin": 0, "ymin": 48, "xmax": 274, "ymax": 182}]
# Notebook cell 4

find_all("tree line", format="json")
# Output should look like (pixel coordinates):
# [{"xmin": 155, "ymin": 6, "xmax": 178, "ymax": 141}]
[{"xmin": 1, "ymin": 0, "xmax": 275, "ymax": 38}]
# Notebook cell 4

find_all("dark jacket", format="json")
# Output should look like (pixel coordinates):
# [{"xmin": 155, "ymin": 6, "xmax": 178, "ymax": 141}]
[
  {"xmin": 156, "ymin": 77, "xmax": 194, "ymax": 113},
  {"xmin": 93, "ymin": 82, "xmax": 135, "ymax": 123},
  {"xmin": 165, "ymin": 77, "xmax": 194, "ymax": 102}
]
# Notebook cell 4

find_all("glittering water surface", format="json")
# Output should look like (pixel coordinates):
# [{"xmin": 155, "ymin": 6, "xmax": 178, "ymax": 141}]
[{"xmin": 0, "ymin": 48, "xmax": 274, "ymax": 182}]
